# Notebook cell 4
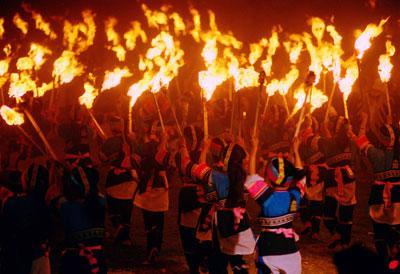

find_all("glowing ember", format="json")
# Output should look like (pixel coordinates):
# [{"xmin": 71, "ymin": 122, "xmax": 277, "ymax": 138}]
[
  {"xmin": 53, "ymin": 50, "xmax": 85, "ymax": 84},
  {"xmin": 0, "ymin": 105, "xmax": 24, "ymax": 126},
  {"xmin": 13, "ymin": 13, "xmax": 29, "ymax": 35},
  {"xmin": 378, "ymin": 40, "xmax": 395, "ymax": 83},
  {"xmin": 355, "ymin": 18, "xmax": 388, "ymax": 59},
  {"xmin": 101, "ymin": 67, "xmax": 132, "ymax": 91}
]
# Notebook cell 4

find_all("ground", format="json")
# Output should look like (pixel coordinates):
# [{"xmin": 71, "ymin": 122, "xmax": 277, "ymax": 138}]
[{"xmin": 102, "ymin": 174, "xmax": 374, "ymax": 274}]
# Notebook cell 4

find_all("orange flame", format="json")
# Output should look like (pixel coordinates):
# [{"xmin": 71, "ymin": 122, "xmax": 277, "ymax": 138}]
[
  {"xmin": 308, "ymin": 17, "xmax": 326, "ymax": 45},
  {"xmin": 53, "ymin": 50, "xmax": 85, "ymax": 84},
  {"xmin": 105, "ymin": 17, "xmax": 126, "ymax": 61},
  {"xmin": 283, "ymin": 34, "xmax": 303, "ymax": 64},
  {"xmin": 16, "ymin": 57, "xmax": 34, "ymax": 71},
  {"xmin": 28, "ymin": 43, "xmax": 52, "ymax": 70},
  {"xmin": 355, "ymin": 18, "xmax": 388, "ymax": 59},
  {"xmin": 338, "ymin": 58, "xmax": 359, "ymax": 100},
  {"xmin": 79, "ymin": 74, "xmax": 98, "ymax": 109},
  {"xmin": 279, "ymin": 67, "xmax": 299, "ymax": 95},
  {"xmin": 249, "ymin": 38, "xmax": 268, "ymax": 65},
  {"xmin": 0, "ymin": 18, "xmax": 4, "ymax": 39},
  {"xmin": 170, "ymin": 12, "xmax": 186, "ymax": 36},
  {"xmin": 23, "ymin": 4, "xmax": 57, "ymax": 39},
  {"xmin": 378, "ymin": 40, "xmax": 395, "ymax": 83},
  {"xmin": 0, "ymin": 105, "xmax": 24, "ymax": 126},
  {"xmin": 142, "ymin": 4, "xmax": 169, "ymax": 29},
  {"xmin": 261, "ymin": 28, "xmax": 280, "ymax": 76},
  {"xmin": 13, "ymin": 13, "xmax": 29, "ymax": 35},
  {"xmin": 8, "ymin": 72, "xmax": 37, "ymax": 99},
  {"xmin": 124, "ymin": 21, "xmax": 147, "ymax": 50},
  {"xmin": 63, "ymin": 10, "xmax": 96, "ymax": 54}
]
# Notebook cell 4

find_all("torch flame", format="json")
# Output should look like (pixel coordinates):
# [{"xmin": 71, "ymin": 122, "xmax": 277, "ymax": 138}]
[
  {"xmin": 53, "ymin": 50, "xmax": 85, "ymax": 85},
  {"xmin": 8, "ymin": 72, "xmax": 37, "ymax": 98},
  {"xmin": 378, "ymin": 40, "xmax": 395, "ymax": 83},
  {"xmin": 338, "ymin": 59, "xmax": 359, "ymax": 100},
  {"xmin": 124, "ymin": 21, "xmax": 147, "ymax": 50},
  {"xmin": 63, "ymin": 10, "xmax": 96, "ymax": 54},
  {"xmin": 0, "ymin": 18, "xmax": 4, "ymax": 39},
  {"xmin": 28, "ymin": 43, "xmax": 52, "ymax": 70},
  {"xmin": 0, "ymin": 105, "xmax": 24, "ymax": 126},
  {"xmin": 22, "ymin": 4, "xmax": 57, "ymax": 39},
  {"xmin": 283, "ymin": 34, "xmax": 303, "ymax": 64},
  {"xmin": 13, "ymin": 13, "xmax": 29, "ymax": 35},
  {"xmin": 101, "ymin": 67, "xmax": 132, "ymax": 91},
  {"xmin": 355, "ymin": 18, "xmax": 388, "ymax": 59},
  {"xmin": 79, "ymin": 74, "xmax": 98, "ymax": 109},
  {"xmin": 16, "ymin": 57, "xmax": 34, "ymax": 71},
  {"xmin": 261, "ymin": 28, "xmax": 280, "ymax": 76}
]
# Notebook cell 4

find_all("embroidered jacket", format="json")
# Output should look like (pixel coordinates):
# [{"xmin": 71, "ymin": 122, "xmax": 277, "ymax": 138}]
[{"xmin": 245, "ymin": 173, "xmax": 306, "ymax": 256}]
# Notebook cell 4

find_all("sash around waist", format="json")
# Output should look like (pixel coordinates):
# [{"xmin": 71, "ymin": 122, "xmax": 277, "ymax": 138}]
[{"xmin": 257, "ymin": 213, "xmax": 296, "ymax": 228}]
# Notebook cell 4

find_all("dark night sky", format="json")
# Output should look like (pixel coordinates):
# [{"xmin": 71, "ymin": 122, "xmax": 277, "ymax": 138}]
[{"xmin": 1, "ymin": 0, "xmax": 399, "ymax": 43}]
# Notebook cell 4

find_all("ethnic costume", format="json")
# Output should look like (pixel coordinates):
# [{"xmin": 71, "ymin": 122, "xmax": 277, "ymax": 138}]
[
  {"xmin": 133, "ymin": 139, "xmax": 170, "ymax": 262},
  {"xmin": 317, "ymin": 119, "xmax": 356, "ymax": 248},
  {"xmin": 51, "ymin": 166, "xmax": 107, "ymax": 274},
  {"xmin": 102, "ymin": 136, "xmax": 138, "ymax": 244},
  {"xmin": 245, "ymin": 157, "xmax": 306, "ymax": 274},
  {"xmin": 355, "ymin": 124, "xmax": 400, "ymax": 259},
  {"xmin": 0, "ymin": 166, "xmax": 51, "ymax": 274},
  {"xmin": 180, "ymin": 144, "xmax": 256, "ymax": 274},
  {"xmin": 299, "ymin": 128, "xmax": 326, "ymax": 237},
  {"xmin": 176, "ymin": 126, "xmax": 205, "ymax": 274}
]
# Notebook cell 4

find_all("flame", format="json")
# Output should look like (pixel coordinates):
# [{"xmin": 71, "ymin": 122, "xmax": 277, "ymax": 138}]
[
  {"xmin": 231, "ymin": 66, "xmax": 259, "ymax": 91},
  {"xmin": 79, "ymin": 74, "xmax": 98, "ymax": 109},
  {"xmin": 338, "ymin": 58, "xmax": 359, "ymax": 100},
  {"xmin": 124, "ymin": 21, "xmax": 147, "ymax": 50},
  {"xmin": 28, "ymin": 43, "xmax": 52, "ymax": 70},
  {"xmin": 127, "ymin": 72, "xmax": 153, "ymax": 107},
  {"xmin": 142, "ymin": 4, "xmax": 169, "ymax": 29},
  {"xmin": 170, "ymin": 12, "xmax": 186, "ymax": 36},
  {"xmin": 199, "ymin": 69, "xmax": 226, "ymax": 101},
  {"xmin": 23, "ymin": 4, "xmax": 57, "ymax": 39},
  {"xmin": 190, "ymin": 8, "xmax": 202, "ymax": 42},
  {"xmin": 326, "ymin": 25, "xmax": 342, "ymax": 47},
  {"xmin": 279, "ymin": 67, "xmax": 299, "ymax": 95},
  {"xmin": 309, "ymin": 87, "xmax": 328, "ymax": 111},
  {"xmin": 36, "ymin": 82, "xmax": 54, "ymax": 97},
  {"xmin": 63, "ymin": 10, "xmax": 96, "ymax": 54},
  {"xmin": 202, "ymin": 38, "xmax": 218, "ymax": 66},
  {"xmin": 293, "ymin": 85, "xmax": 327, "ymax": 113},
  {"xmin": 0, "ymin": 59, "xmax": 10, "ymax": 76},
  {"xmin": 355, "ymin": 18, "xmax": 388, "ymax": 59},
  {"xmin": 0, "ymin": 18, "xmax": 4, "ymax": 39},
  {"xmin": 249, "ymin": 38, "xmax": 268, "ymax": 65},
  {"xmin": 0, "ymin": 105, "xmax": 24, "ymax": 126},
  {"xmin": 53, "ymin": 50, "xmax": 85, "ymax": 84},
  {"xmin": 266, "ymin": 79, "xmax": 280, "ymax": 96},
  {"xmin": 308, "ymin": 17, "xmax": 326, "ymax": 45},
  {"xmin": 16, "ymin": 57, "xmax": 34, "ymax": 71},
  {"xmin": 105, "ymin": 17, "xmax": 126, "ymax": 61},
  {"xmin": 283, "ymin": 34, "xmax": 303, "ymax": 64},
  {"xmin": 101, "ymin": 67, "xmax": 132, "ymax": 91},
  {"xmin": 8, "ymin": 72, "xmax": 37, "ymax": 98},
  {"xmin": 303, "ymin": 32, "xmax": 322, "ymax": 84},
  {"xmin": 261, "ymin": 29, "xmax": 280, "ymax": 76},
  {"xmin": 13, "ymin": 13, "xmax": 29, "ymax": 35},
  {"xmin": 378, "ymin": 40, "xmax": 395, "ymax": 83}
]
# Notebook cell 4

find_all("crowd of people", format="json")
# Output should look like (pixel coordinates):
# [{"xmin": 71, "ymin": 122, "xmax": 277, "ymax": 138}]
[{"xmin": 0, "ymin": 89, "xmax": 400, "ymax": 274}]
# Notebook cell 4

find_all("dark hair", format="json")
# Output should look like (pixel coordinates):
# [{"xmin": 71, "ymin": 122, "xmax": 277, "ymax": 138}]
[
  {"xmin": 137, "ymin": 140, "xmax": 159, "ymax": 193},
  {"xmin": 225, "ymin": 144, "xmax": 247, "ymax": 208}
]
